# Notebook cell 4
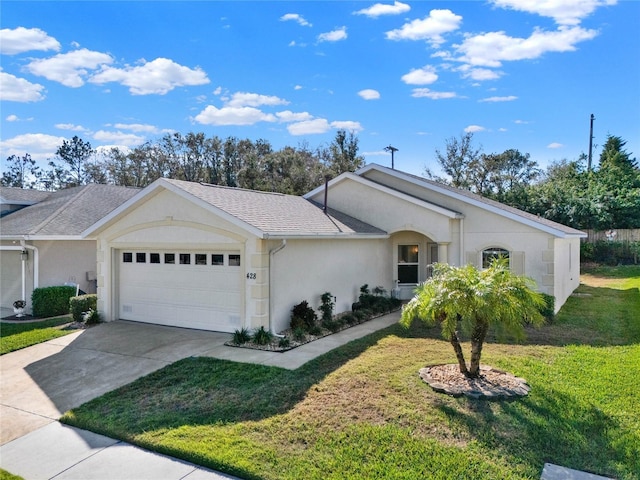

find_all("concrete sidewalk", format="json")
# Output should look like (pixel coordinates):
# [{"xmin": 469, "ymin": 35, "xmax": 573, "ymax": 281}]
[{"xmin": 0, "ymin": 313, "xmax": 400, "ymax": 479}]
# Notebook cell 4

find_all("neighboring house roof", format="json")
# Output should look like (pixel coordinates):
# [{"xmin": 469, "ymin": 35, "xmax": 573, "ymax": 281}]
[
  {"xmin": 0, "ymin": 187, "xmax": 51, "ymax": 205},
  {"xmin": 334, "ymin": 164, "xmax": 585, "ymax": 239},
  {"xmin": 0, "ymin": 184, "xmax": 140, "ymax": 239},
  {"xmin": 84, "ymin": 178, "xmax": 387, "ymax": 239}
]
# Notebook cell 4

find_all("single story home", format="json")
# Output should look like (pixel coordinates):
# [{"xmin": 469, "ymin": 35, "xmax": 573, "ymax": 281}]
[
  {"xmin": 83, "ymin": 164, "xmax": 586, "ymax": 334},
  {"xmin": 0, "ymin": 185, "xmax": 139, "ymax": 313}
]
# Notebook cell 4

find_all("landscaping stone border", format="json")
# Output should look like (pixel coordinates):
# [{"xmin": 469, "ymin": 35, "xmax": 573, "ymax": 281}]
[{"xmin": 419, "ymin": 364, "xmax": 531, "ymax": 400}]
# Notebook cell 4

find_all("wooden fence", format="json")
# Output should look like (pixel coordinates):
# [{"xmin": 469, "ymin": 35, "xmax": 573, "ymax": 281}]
[{"xmin": 582, "ymin": 229, "xmax": 640, "ymax": 243}]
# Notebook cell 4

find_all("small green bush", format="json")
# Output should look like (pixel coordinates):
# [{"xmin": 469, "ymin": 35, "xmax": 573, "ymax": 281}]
[
  {"xmin": 290, "ymin": 300, "xmax": 317, "ymax": 331},
  {"xmin": 539, "ymin": 293, "xmax": 555, "ymax": 322},
  {"xmin": 32, "ymin": 286, "xmax": 77, "ymax": 318},
  {"xmin": 581, "ymin": 240, "xmax": 640, "ymax": 265},
  {"xmin": 70, "ymin": 294, "xmax": 97, "ymax": 323},
  {"xmin": 232, "ymin": 327, "xmax": 251, "ymax": 345},
  {"xmin": 319, "ymin": 292, "xmax": 334, "ymax": 322},
  {"xmin": 252, "ymin": 326, "xmax": 273, "ymax": 345},
  {"xmin": 84, "ymin": 309, "xmax": 101, "ymax": 325},
  {"xmin": 278, "ymin": 337, "xmax": 291, "ymax": 349},
  {"xmin": 341, "ymin": 312, "xmax": 357, "ymax": 326},
  {"xmin": 292, "ymin": 327, "xmax": 307, "ymax": 342},
  {"xmin": 308, "ymin": 325, "xmax": 323, "ymax": 336}
]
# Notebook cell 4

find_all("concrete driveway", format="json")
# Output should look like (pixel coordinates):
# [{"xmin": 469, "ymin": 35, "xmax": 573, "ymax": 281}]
[{"xmin": 0, "ymin": 321, "xmax": 232, "ymax": 445}]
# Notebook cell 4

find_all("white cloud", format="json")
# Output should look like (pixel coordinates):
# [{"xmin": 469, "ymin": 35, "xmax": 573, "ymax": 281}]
[
  {"xmin": 226, "ymin": 92, "xmax": 289, "ymax": 108},
  {"xmin": 287, "ymin": 118, "xmax": 331, "ymax": 135},
  {"xmin": 318, "ymin": 27, "xmax": 348, "ymax": 43},
  {"xmin": 92, "ymin": 130, "xmax": 146, "ymax": 146},
  {"xmin": 0, "ymin": 133, "xmax": 66, "ymax": 161},
  {"xmin": 480, "ymin": 95, "xmax": 518, "ymax": 102},
  {"xmin": 0, "ymin": 71, "xmax": 45, "ymax": 102},
  {"xmin": 455, "ymin": 26, "xmax": 598, "ymax": 68},
  {"xmin": 194, "ymin": 105, "xmax": 277, "ymax": 126},
  {"xmin": 464, "ymin": 125, "xmax": 486, "ymax": 133},
  {"xmin": 112, "ymin": 123, "xmax": 163, "ymax": 133},
  {"xmin": 411, "ymin": 88, "xmax": 457, "ymax": 99},
  {"xmin": 6, "ymin": 115, "xmax": 19, "ymax": 122},
  {"xmin": 275, "ymin": 110, "xmax": 314, "ymax": 123},
  {"xmin": 459, "ymin": 66, "xmax": 503, "ymax": 81},
  {"xmin": 330, "ymin": 120, "xmax": 363, "ymax": 132},
  {"xmin": 26, "ymin": 48, "xmax": 113, "ymax": 88},
  {"xmin": 0, "ymin": 27, "xmax": 60, "ymax": 55},
  {"xmin": 401, "ymin": 65, "xmax": 438, "ymax": 85},
  {"xmin": 90, "ymin": 57, "xmax": 209, "ymax": 95},
  {"xmin": 358, "ymin": 89, "xmax": 381, "ymax": 100},
  {"xmin": 491, "ymin": 0, "xmax": 617, "ymax": 26},
  {"xmin": 280, "ymin": 13, "xmax": 312, "ymax": 27},
  {"xmin": 354, "ymin": 1, "xmax": 410, "ymax": 18},
  {"xmin": 55, "ymin": 123, "xmax": 89, "ymax": 132},
  {"xmin": 514, "ymin": 119, "xmax": 531, "ymax": 124},
  {"xmin": 386, "ymin": 9, "xmax": 462, "ymax": 45},
  {"xmin": 547, "ymin": 142, "xmax": 564, "ymax": 148},
  {"xmin": 294, "ymin": 85, "xmax": 303, "ymax": 90}
]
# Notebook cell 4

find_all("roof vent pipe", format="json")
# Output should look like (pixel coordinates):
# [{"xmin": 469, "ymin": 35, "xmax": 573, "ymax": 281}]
[{"xmin": 323, "ymin": 175, "xmax": 331, "ymax": 213}]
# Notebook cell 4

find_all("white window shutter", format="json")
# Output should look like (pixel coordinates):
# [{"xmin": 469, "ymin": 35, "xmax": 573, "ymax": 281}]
[{"xmin": 510, "ymin": 251, "xmax": 525, "ymax": 275}]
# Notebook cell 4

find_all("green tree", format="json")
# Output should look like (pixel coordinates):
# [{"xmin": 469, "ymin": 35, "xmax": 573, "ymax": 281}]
[
  {"xmin": 325, "ymin": 130, "xmax": 364, "ymax": 175},
  {"xmin": 400, "ymin": 260, "xmax": 545, "ymax": 378},
  {"xmin": 54, "ymin": 136, "xmax": 94, "ymax": 187},
  {"xmin": 1, "ymin": 154, "xmax": 41, "ymax": 188},
  {"xmin": 427, "ymin": 132, "xmax": 482, "ymax": 189}
]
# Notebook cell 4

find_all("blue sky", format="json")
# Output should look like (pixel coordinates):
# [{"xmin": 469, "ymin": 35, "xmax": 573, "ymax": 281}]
[{"xmin": 1, "ymin": 0, "xmax": 638, "ymax": 178}]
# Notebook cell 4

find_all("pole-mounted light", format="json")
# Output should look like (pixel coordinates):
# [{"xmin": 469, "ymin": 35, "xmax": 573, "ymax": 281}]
[{"xmin": 384, "ymin": 145, "xmax": 398, "ymax": 169}]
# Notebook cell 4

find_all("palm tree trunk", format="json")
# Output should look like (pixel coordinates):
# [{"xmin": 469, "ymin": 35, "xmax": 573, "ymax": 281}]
[
  {"xmin": 468, "ymin": 319, "xmax": 490, "ymax": 378},
  {"xmin": 449, "ymin": 330, "xmax": 468, "ymax": 375}
]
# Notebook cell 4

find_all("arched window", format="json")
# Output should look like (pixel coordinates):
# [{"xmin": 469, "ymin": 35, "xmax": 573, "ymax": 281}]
[{"xmin": 482, "ymin": 247, "xmax": 510, "ymax": 269}]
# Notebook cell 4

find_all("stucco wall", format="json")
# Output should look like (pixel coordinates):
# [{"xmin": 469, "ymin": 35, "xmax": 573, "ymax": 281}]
[
  {"xmin": 1, "ymin": 240, "xmax": 95, "ymax": 311},
  {"xmin": 269, "ymin": 237, "xmax": 390, "ymax": 333},
  {"xmin": 553, "ymin": 237, "xmax": 581, "ymax": 312}
]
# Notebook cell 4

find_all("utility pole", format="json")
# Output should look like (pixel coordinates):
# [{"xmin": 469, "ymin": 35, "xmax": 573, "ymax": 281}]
[
  {"xmin": 384, "ymin": 145, "xmax": 398, "ymax": 169},
  {"xmin": 588, "ymin": 113, "xmax": 595, "ymax": 171}
]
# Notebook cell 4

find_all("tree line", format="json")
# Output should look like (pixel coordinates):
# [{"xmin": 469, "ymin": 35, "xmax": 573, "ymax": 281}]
[
  {"xmin": 3, "ymin": 130, "xmax": 638, "ymax": 230},
  {"xmin": 1, "ymin": 130, "xmax": 364, "ymax": 196},
  {"xmin": 428, "ymin": 132, "xmax": 640, "ymax": 230}
]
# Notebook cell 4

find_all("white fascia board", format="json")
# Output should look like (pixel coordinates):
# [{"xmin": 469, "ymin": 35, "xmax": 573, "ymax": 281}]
[
  {"xmin": 358, "ymin": 164, "xmax": 585, "ymax": 238},
  {"xmin": 263, "ymin": 232, "xmax": 389, "ymax": 240},
  {"xmin": 82, "ymin": 179, "xmax": 265, "ymax": 239}
]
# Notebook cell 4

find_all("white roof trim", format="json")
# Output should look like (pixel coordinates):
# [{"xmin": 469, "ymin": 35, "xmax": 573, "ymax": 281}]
[
  {"xmin": 83, "ymin": 178, "xmax": 265, "ymax": 239},
  {"xmin": 356, "ymin": 164, "xmax": 586, "ymax": 238},
  {"xmin": 305, "ymin": 172, "xmax": 463, "ymax": 219}
]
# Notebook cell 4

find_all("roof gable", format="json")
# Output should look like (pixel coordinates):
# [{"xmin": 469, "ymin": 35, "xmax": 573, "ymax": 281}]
[
  {"xmin": 355, "ymin": 164, "xmax": 586, "ymax": 238},
  {"xmin": 84, "ymin": 178, "xmax": 386, "ymax": 239}
]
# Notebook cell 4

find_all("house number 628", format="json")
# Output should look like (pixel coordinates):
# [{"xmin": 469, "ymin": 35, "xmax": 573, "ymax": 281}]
[{"xmin": 246, "ymin": 272, "xmax": 257, "ymax": 280}]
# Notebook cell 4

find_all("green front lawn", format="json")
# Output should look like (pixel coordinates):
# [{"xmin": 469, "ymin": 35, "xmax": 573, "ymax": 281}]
[
  {"xmin": 0, "ymin": 317, "xmax": 74, "ymax": 355},
  {"xmin": 62, "ymin": 267, "xmax": 640, "ymax": 480}
]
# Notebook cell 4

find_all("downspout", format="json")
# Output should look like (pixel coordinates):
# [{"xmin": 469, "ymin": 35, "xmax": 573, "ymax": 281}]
[
  {"xmin": 459, "ymin": 218, "xmax": 464, "ymax": 266},
  {"xmin": 268, "ymin": 239, "xmax": 287, "ymax": 337},
  {"xmin": 20, "ymin": 240, "xmax": 39, "ymax": 308}
]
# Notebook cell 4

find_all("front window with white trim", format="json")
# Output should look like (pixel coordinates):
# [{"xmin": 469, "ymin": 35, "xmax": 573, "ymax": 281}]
[
  {"xmin": 398, "ymin": 245, "xmax": 419, "ymax": 284},
  {"xmin": 482, "ymin": 247, "xmax": 510, "ymax": 269}
]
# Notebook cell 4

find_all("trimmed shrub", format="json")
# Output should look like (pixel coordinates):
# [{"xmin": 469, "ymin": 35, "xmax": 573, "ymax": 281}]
[
  {"xmin": 319, "ymin": 292, "xmax": 334, "ymax": 322},
  {"xmin": 32, "ymin": 286, "xmax": 77, "ymax": 318},
  {"xmin": 84, "ymin": 309, "xmax": 101, "ymax": 325},
  {"xmin": 581, "ymin": 240, "xmax": 640, "ymax": 265},
  {"xmin": 70, "ymin": 294, "xmax": 98, "ymax": 323},
  {"xmin": 539, "ymin": 293, "xmax": 555, "ymax": 322},
  {"xmin": 290, "ymin": 300, "xmax": 317, "ymax": 331}
]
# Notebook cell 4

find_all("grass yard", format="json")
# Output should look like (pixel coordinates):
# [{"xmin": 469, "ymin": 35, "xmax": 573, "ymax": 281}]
[
  {"xmin": 61, "ymin": 267, "xmax": 640, "ymax": 480},
  {"xmin": 0, "ymin": 316, "xmax": 74, "ymax": 355}
]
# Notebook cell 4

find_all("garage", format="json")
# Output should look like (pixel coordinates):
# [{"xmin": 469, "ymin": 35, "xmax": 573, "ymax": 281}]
[{"xmin": 118, "ymin": 249, "xmax": 242, "ymax": 332}]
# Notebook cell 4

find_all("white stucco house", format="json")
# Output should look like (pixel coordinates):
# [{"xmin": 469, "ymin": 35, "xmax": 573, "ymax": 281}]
[
  {"xmin": 83, "ymin": 164, "xmax": 586, "ymax": 334},
  {"xmin": 0, "ymin": 185, "xmax": 139, "ymax": 313}
]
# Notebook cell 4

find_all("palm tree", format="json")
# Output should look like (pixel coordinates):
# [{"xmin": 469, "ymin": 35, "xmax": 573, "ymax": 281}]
[{"xmin": 400, "ymin": 259, "xmax": 545, "ymax": 378}]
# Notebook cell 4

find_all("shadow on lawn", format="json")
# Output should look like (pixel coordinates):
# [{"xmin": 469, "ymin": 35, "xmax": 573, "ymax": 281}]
[
  {"xmin": 62, "ymin": 321, "xmax": 428, "ymax": 435},
  {"xmin": 437, "ymin": 384, "xmax": 634, "ymax": 479}
]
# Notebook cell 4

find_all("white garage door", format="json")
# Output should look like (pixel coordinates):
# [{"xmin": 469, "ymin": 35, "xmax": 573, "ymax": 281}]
[{"xmin": 118, "ymin": 250, "xmax": 242, "ymax": 332}]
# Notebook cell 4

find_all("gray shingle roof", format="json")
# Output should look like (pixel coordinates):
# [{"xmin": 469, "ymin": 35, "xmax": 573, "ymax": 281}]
[
  {"xmin": 0, "ymin": 187, "xmax": 51, "ymax": 204},
  {"xmin": 164, "ymin": 179, "xmax": 386, "ymax": 236},
  {"xmin": 1, "ymin": 184, "xmax": 140, "ymax": 237}
]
